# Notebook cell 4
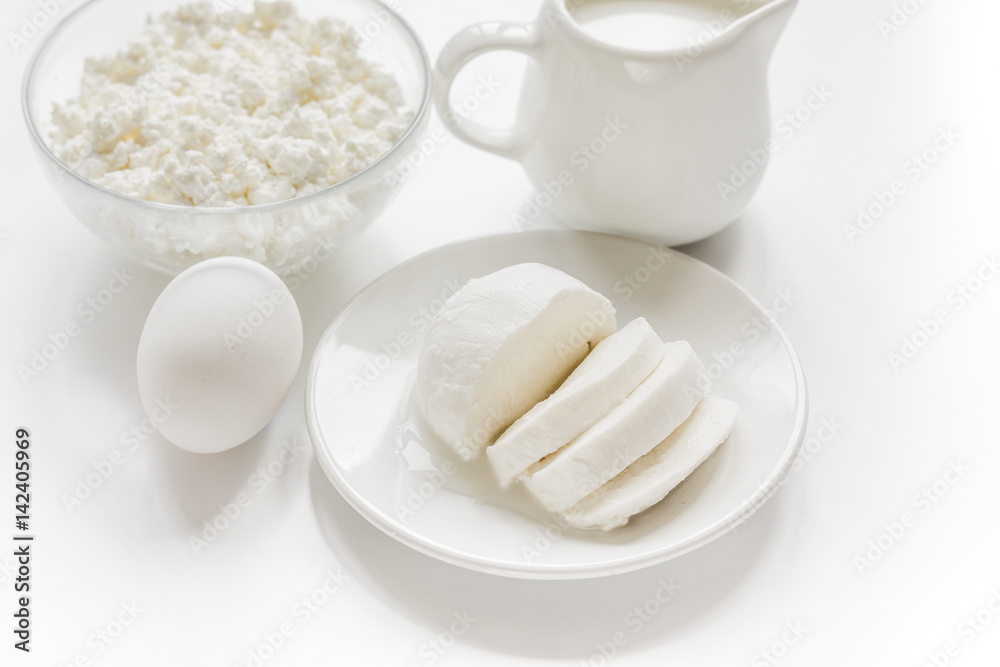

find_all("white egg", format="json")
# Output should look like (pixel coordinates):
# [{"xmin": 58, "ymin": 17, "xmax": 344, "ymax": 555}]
[{"xmin": 137, "ymin": 257, "xmax": 303, "ymax": 453}]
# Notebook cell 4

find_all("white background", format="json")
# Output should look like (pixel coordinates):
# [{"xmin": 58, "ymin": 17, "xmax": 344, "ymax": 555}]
[{"xmin": 3, "ymin": 0, "xmax": 1000, "ymax": 665}]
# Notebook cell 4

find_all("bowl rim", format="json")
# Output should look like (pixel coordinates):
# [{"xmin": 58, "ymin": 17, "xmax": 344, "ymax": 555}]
[{"xmin": 20, "ymin": 0, "xmax": 433, "ymax": 215}]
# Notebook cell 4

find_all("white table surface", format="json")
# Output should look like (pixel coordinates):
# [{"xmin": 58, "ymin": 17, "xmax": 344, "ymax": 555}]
[{"xmin": 3, "ymin": 0, "xmax": 1000, "ymax": 665}]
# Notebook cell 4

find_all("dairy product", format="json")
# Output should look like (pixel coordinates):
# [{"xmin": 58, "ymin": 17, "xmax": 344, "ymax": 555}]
[
  {"xmin": 414, "ymin": 261, "xmax": 739, "ymax": 530},
  {"xmin": 521, "ymin": 340, "xmax": 704, "ymax": 513},
  {"xmin": 570, "ymin": 0, "xmax": 740, "ymax": 51},
  {"xmin": 564, "ymin": 395, "xmax": 738, "ymax": 530},
  {"xmin": 136, "ymin": 257, "xmax": 302, "ymax": 453},
  {"xmin": 487, "ymin": 317, "xmax": 664, "ymax": 488},
  {"xmin": 417, "ymin": 263, "xmax": 615, "ymax": 461},
  {"xmin": 50, "ymin": 1, "xmax": 413, "ymax": 207}
]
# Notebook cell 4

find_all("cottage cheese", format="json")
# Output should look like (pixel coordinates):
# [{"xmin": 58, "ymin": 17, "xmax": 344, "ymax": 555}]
[{"xmin": 51, "ymin": 1, "xmax": 413, "ymax": 207}]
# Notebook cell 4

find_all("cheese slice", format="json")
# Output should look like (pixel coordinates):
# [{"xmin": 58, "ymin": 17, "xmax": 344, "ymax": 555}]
[
  {"xmin": 522, "ymin": 340, "xmax": 705, "ymax": 512},
  {"xmin": 487, "ymin": 317, "xmax": 664, "ymax": 488},
  {"xmin": 417, "ymin": 263, "xmax": 616, "ymax": 461},
  {"xmin": 563, "ymin": 395, "xmax": 738, "ymax": 531}
]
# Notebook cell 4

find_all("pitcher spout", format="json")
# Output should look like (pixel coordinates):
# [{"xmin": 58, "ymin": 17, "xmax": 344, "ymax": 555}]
[{"xmin": 729, "ymin": 0, "xmax": 799, "ymax": 56}]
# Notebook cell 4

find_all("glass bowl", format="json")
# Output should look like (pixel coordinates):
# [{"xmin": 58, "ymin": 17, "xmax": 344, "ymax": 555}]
[{"xmin": 22, "ymin": 0, "xmax": 431, "ymax": 276}]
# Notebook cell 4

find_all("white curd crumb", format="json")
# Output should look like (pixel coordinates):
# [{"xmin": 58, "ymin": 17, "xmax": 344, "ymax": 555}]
[{"xmin": 51, "ymin": 1, "xmax": 413, "ymax": 208}]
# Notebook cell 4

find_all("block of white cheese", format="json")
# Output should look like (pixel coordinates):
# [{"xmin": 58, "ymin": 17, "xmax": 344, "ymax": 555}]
[
  {"xmin": 563, "ymin": 395, "xmax": 739, "ymax": 531},
  {"xmin": 417, "ymin": 263, "xmax": 616, "ymax": 461},
  {"xmin": 487, "ymin": 317, "xmax": 664, "ymax": 488},
  {"xmin": 522, "ymin": 341, "xmax": 705, "ymax": 512}
]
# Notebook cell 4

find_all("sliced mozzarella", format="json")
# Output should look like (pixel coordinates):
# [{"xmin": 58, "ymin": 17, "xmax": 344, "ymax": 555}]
[
  {"xmin": 417, "ymin": 263, "xmax": 615, "ymax": 461},
  {"xmin": 487, "ymin": 317, "xmax": 664, "ymax": 488},
  {"xmin": 522, "ymin": 341, "xmax": 705, "ymax": 512},
  {"xmin": 563, "ymin": 395, "xmax": 738, "ymax": 531}
]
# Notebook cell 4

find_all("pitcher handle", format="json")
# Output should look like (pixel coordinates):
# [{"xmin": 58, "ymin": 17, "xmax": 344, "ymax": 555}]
[{"xmin": 434, "ymin": 22, "xmax": 541, "ymax": 160}]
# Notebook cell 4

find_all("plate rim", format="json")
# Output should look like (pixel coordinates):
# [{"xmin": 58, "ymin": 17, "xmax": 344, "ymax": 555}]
[{"xmin": 305, "ymin": 230, "xmax": 808, "ymax": 579}]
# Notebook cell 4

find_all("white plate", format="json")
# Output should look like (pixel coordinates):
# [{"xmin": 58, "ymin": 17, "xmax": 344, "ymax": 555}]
[{"xmin": 305, "ymin": 231, "xmax": 807, "ymax": 579}]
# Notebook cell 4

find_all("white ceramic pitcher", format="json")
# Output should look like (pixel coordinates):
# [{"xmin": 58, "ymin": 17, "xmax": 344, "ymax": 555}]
[{"xmin": 435, "ymin": 0, "xmax": 798, "ymax": 244}]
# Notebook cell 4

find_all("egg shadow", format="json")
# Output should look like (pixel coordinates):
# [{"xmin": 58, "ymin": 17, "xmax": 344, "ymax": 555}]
[
  {"xmin": 152, "ymin": 431, "xmax": 273, "ymax": 525},
  {"xmin": 307, "ymin": 458, "xmax": 784, "ymax": 660}
]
